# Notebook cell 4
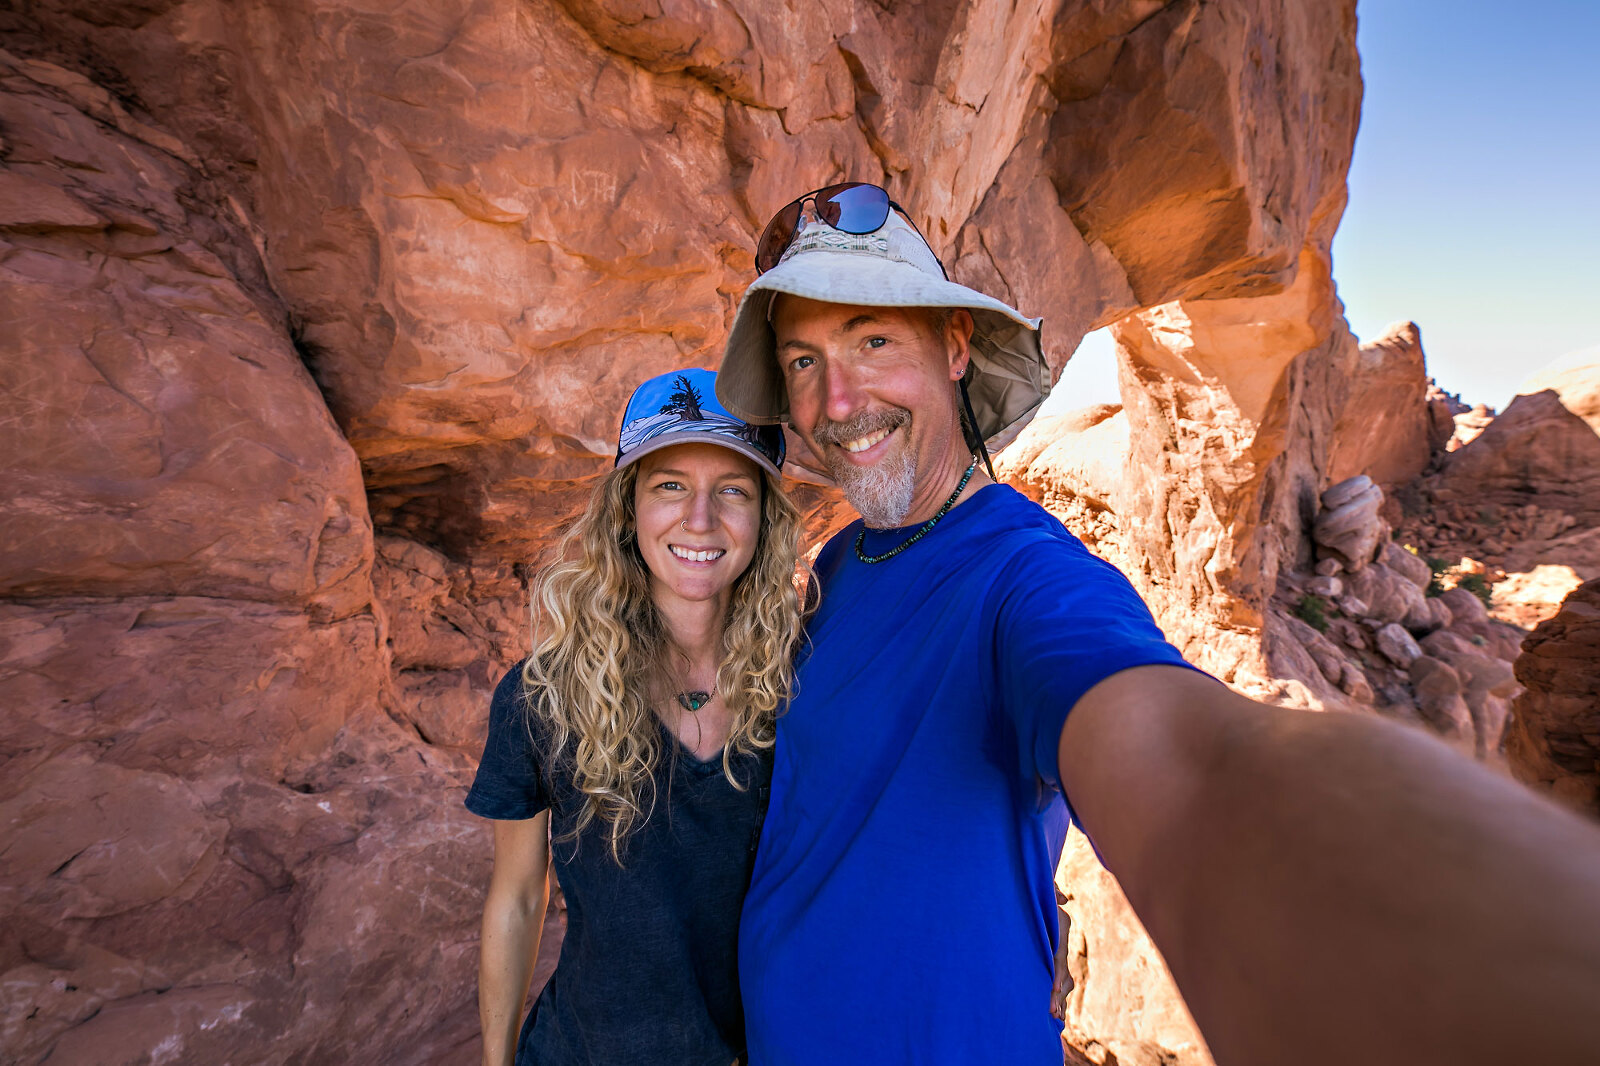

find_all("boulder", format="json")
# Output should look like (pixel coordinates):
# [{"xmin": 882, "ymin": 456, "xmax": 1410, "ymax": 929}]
[
  {"xmin": 1313, "ymin": 476, "xmax": 1387, "ymax": 572},
  {"xmin": 1375, "ymin": 623, "xmax": 1423, "ymax": 668},
  {"xmin": 1339, "ymin": 662, "xmax": 1374, "ymax": 702},
  {"xmin": 1325, "ymin": 321, "xmax": 1434, "ymax": 488},
  {"xmin": 1307, "ymin": 575, "xmax": 1344, "ymax": 598},
  {"xmin": 1517, "ymin": 345, "xmax": 1600, "ymax": 436},
  {"xmin": 1345, "ymin": 563, "xmax": 1425, "ymax": 627},
  {"xmin": 1506, "ymin": 579, "xmax": 1600, "ymax": 817},
  {"xmin": 1439, "ymin": 587, "xmax": 1490, "ymax": 628},
  {"xmin": 1426, "ymin": 381, "xmax": 1468, "ymax": 452},
  {"xmin": 1433, "ymin": 391, "xmax": 1600, "ymax": 524},
  {"xmin": 1380, "ymin": 541, "xmax": 1434, "ymax": 592}
]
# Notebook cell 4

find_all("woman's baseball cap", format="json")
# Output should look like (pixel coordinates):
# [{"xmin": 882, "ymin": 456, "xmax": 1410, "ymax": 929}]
[
  {"xmin": 615, "ymin": 367, "xmax": 784, "ymax": 477},
  {"xmin": 716, "ymin": 207, "xmax": 1050, "ymax": 451}
]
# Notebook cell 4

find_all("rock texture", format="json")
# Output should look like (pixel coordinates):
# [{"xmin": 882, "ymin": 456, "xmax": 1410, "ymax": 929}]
[
  {"xmin": 1518, "ymin": 346, "xmax": 1600, "ymax": 436},
  {"xmin": 1394, "ymin": 375, "xmax": 1600, "ymax": 631},
  {"xmin": 0, "ymin": 1, "xmax": 1367, "ymax": 1064},
  {"xmin": 1507, "ymin": 579, "xmax": 1600, "ymax": 818},
  {"xmin": 1313, "ymin": 476, "xmax": 1386, "ymax": 573},
  {"xmin": 1324, "ymin": 321, "xmax": 1436, "ymax": 489},
  {"xmin": 1056, "ymin": 829, "xmax": 1211, "ymax": 1066},
  {"xmin": 1428, "ymin": 390, "xmax": 1600, "ymax": 525}
]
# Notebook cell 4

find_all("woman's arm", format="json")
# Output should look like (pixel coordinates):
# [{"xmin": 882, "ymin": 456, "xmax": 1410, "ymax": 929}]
[{"xmin": 479, "ymin": 812, "xmax": 552, "ymax": 1066}]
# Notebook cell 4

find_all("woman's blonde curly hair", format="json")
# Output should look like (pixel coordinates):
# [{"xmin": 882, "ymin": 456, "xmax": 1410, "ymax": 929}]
[{"xmin": 521, "ymin": 458, "xmax": 806, "ymax": 862}]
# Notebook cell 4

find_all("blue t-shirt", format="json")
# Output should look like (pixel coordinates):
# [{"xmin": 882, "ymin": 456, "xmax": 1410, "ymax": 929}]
[{"xmin": 738, "ymin": 484, "xmax": 1194, "ymax": 1065}]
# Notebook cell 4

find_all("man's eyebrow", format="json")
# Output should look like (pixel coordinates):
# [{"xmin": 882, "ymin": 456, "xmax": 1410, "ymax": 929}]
[
  {"xmin": 840, "ymin": 313, "xmax": 887, "ymax": 333},
  {"xmin": 776, "ymin": 337, "xmax": 822, "ymax": 354}
]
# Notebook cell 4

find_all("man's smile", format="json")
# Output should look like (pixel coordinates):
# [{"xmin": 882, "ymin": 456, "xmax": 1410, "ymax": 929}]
[{"xmin": 839, "ymin": 426, "xmax": 895, "ymax": 454}]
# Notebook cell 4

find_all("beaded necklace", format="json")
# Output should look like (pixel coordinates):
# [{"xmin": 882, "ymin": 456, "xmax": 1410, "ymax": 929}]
[{"xmin": 853, "ymin": 459, "xmax": 978, "ymax": 565}]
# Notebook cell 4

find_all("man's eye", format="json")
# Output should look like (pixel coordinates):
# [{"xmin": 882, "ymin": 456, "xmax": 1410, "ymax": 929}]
[
  {"xmin": 865, "ymin": 336, "xmax": 888, "ymax": 349},
  {"xmin": 790, "ymin": 354, "xmax": 815, "ymax": 371}
]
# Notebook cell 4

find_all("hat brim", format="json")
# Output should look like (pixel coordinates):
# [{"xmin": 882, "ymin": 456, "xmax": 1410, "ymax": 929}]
[
  {"xmin": 717, "ymin": 254, "xmax": 1050, "ymax": 449},
  {"xmin": 614, "ymin": 430, "xmax": 782, "ymax": 479}
]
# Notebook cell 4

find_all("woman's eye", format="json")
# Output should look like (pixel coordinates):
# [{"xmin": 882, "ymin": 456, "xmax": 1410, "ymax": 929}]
[
  {"xmin": 721, "ymin": 485, "xmax": 750, "ymax": 497},
  {"xmin": 657, "ymin": 480, "xmax": 683, "ymax": 491},
  {"xmin": 865, "ymin": 336, "xmax": 888, "ymax": 349}
]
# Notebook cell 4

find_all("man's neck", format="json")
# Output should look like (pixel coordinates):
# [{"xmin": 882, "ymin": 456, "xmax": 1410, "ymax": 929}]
[{"xmin": 896, "ymin": 449, "xmax": 993, "ymax": 527}]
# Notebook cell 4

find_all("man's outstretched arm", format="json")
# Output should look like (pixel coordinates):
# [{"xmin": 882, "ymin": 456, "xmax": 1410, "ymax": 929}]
[{"xmin": 1058, "ymin": 665, "xmax": 1600, "ymax": 1066}]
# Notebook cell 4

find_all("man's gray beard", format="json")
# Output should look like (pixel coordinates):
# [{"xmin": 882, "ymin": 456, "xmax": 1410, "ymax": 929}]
[
  {"xmin": 826, "ymin": 441, "xmax": 917, "ymax": 528},
  {"xmin": 814, "ymin": 408, "xmax": 917, "ymax": 527}
]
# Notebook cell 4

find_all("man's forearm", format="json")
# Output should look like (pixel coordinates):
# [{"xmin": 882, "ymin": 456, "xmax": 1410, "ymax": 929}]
[{"xmin": 1059, "ymin": 665, "xmax": 1600, "ymax": 1066}]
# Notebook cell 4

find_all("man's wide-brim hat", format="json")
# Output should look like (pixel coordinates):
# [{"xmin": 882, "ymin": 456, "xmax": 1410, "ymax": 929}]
[{"xmin": 717, "ymin": 209, "xmax": 1049, "ymax": 451}]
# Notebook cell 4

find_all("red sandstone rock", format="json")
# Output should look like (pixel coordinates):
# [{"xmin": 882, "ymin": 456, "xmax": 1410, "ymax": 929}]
[
  {"xmin": 0, "ymin": 1, "xmax": 1369, "ymax": 1063},
  {"xmin": 1507, "ymin": 579, "xmax": 1600, "ymax": 817},
  {"xmin": 1056, "ymin": 827, "xmax": 1212, "ymax": 1066},
  {"xmin": 1433, "ymin": 391, "xmax": 1600, "ymax": 524},
  {"xmin": 1518, "ymin": 346, "xmax": 1600, "ymax": 437},
  {"xmin": 1313, "ymin": 476, "xmax": 1386, "ymax": 573},
  {"xmin": 0, "ymin": 52, "xmax": 371, "ymax": 616},
  {"xmin": 1325, "ymin": 322, "xmax": 1433, "ymax": 488}
]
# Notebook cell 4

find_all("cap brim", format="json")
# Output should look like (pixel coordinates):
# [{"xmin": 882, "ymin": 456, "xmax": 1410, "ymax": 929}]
[
  {"xmin": 717, "ymin": 254, "xmax": 1049, "ymax": 447},
  {"xmin": 615, "ymin": 431, "xmax": 782, "ymax": 479}
]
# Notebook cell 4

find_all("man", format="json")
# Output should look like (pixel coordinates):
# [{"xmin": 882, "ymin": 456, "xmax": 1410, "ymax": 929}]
[{"xmin": 715, "ymin": 183, "xmax": 1600, "ymax": 1066}]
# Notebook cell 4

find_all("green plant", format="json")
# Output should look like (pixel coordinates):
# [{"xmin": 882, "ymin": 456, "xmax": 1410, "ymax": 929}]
[
  {"xmin": 1457, "ymin": 572, "xmax": 1492, "ymax": 606},
  {"xmin": 1294, "ymin": 593, "xmax": 1329, "ymax": 633},
  {"xmin": 1424, "ymin": 556, "xmax": 1449, "ymax": 598}
]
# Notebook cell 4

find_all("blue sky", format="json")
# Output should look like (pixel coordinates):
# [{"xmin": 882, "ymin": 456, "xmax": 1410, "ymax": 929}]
[{"xmin": 1046, "ymin": 0, "xmax": 1599, "ymax": 417}]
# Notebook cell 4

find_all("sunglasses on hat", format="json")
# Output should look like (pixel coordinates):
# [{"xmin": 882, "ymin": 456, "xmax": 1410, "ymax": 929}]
[{"xmin": 754, "ymin": 182, "xmax": 945, "ymax": 276}]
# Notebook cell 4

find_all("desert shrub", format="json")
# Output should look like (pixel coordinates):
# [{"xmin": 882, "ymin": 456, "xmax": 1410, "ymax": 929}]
[
  {"xmin": 1457, "ymin": 572, "xmax": 1492, "ymax": 606},
  {"xmin": 1294, "ymin": 593, "xmax": 1329, "ymax": 633},
  {"xmin": 1424, "ymin": 556, "xmax": 1449, "ymax": 598}
]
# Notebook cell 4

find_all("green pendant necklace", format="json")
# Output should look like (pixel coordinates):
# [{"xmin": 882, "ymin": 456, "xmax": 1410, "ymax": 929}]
[
  {"xmin": 675, "ymin": 689, "xmax": 714, "ymax": 712},
  {"xmin": 854, "ymin": 459, "xmax": 978, "ymax": 565}
]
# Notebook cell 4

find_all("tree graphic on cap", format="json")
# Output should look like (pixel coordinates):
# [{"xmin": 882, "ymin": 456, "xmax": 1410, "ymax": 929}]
[{"xmin": 660, "ymin": 374, "xmax": 704, "ymax": 420}]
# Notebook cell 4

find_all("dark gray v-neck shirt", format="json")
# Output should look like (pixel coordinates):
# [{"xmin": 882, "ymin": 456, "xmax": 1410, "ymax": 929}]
[{"xmin": 466, "ymin": 664, "xmax": 771, "ymax": 1066}]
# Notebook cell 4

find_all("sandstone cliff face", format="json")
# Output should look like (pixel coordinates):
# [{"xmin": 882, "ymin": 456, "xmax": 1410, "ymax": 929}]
[
  {"xmin": 1324, "ymin": 320, "xmax": 1437, "ymax": 490},
  {"xmin": 1519, "ymin": 347, "xmax": 1600, "ymax": 436},
  {"xmin": 1507, "ymin": 579, "xmax": 1600, "ymax": 817},
  {"xmin": 0, "ymin": 2, "xmax": 1364, "ymax": 1064}
]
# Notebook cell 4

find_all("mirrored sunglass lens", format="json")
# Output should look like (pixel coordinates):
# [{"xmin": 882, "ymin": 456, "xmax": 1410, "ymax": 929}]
[
  {"xmin": 823, "ymin": 184, "xmax": 890, "ymax": 233},
  {"xmin": 756, "ymin": 203, "xmax": 801, "ymax": 271}
]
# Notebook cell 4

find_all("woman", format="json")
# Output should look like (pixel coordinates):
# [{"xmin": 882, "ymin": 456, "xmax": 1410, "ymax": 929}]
[{"xmin": 467, "ymin": 367, "xmax": 805, "ymax": 1066}]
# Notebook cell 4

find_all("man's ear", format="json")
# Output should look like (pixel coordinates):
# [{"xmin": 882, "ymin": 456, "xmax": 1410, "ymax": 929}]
[{"xmin": 947, "ymin": 308, "xmax": 975, "ymax": 379}]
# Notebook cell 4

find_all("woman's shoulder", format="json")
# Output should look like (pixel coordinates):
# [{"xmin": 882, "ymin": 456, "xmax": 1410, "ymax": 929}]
[
  {"xmin": 490, "ymin": 660, "xmax": 532, "ymax": 719},
  {"xmin": 487, "ymin": 660, "xmax": 556, "ymax": 749}
]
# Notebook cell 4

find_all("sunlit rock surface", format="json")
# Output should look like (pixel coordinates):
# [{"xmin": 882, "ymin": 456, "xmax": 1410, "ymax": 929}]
[{"xmin": 1507, "ymin": 579, "xmax": 1600, "ymax": 818}]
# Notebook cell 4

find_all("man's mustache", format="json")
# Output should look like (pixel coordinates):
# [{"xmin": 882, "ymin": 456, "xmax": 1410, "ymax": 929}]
[{"xmin": 812, "ymin": 407, "xmax": 911, "ymax": 448}]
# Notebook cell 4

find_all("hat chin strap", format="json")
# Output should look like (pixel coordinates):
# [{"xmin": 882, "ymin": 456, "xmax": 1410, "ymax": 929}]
[{"xmin": 958, "ymin": 377, "xmax": 997, "ymax": 482}]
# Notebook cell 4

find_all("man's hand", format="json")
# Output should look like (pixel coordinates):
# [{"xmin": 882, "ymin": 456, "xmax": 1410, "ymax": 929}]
[
  {"xmin": 1057, "ymin": 664, "xmax": 1600, "ymax": 1066},
  {"xmin": 1050, "ymin": 888, "xmax": 1074, "ymax": 1020}
]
